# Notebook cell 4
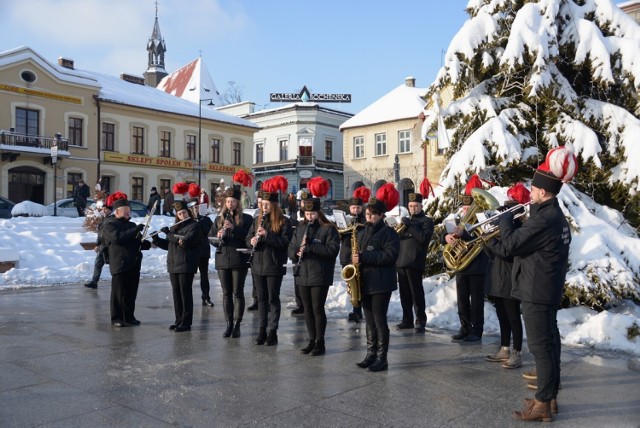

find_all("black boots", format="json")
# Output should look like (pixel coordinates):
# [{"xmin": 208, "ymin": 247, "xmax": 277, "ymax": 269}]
[
  {"xmin": 231, "ymin": 320, "xmax": 241, "ymax": 338},
  {"xmin": 203, "ymin": 298, "xmax": 214, "ymax": 307},
  {"xmin": 300, "ymin": 339, "xmax": 316, "ymax": 354},
  {"xmin": 265, "ymin": 329, "xmax": 278, "ymax": 346},
  {"xmin": 255, "ymin": 327, "xmax": 267, "ymax": 345},
  {"xmin": 356, "ymin": 325, "xmax": 378, "ymax": 368},
  {"xmin": 368, "ymin": 328, "xmax": 389, "ymax": 372},
  {"xmin": 247, "ymin": 299, "xmax": 258, "ymax": 311},
  {"xmin": 223, "ymin": 320, "xmax": 233, "ymax": 338},
  {"xmin": 310, "ymin": 339, "xmax": 325, "ymax": 356}
]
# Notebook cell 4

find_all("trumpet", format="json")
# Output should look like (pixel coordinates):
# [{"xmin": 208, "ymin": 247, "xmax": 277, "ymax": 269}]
[{"xmin": 465, "ymin": 202, "xmax": 531, "ymax": 236}]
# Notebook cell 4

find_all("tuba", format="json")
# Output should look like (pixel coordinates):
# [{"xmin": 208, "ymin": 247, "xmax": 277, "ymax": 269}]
[
  {"xmin": 341, "ymin": 224, "xmax": 364, "ymax": 308},
  {"xmin": 442, "ymin": 188, "xmax": 499, "ymax": 272}
]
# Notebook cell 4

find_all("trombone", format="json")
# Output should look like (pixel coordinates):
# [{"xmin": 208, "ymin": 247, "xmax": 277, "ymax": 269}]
[{"xmin": 465, "ymin": 202, "xmax": 531, "ymax": 235}]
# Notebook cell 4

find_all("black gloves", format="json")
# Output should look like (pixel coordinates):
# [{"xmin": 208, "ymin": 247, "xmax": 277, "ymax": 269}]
[
  {"xmin": 141, "ymin": 240, "xmax": 151, "ymax": 250},
  {"xmin": 401, "ymin": 217, "xmax": 411, "ymax": 227},
  {"xmin": 161, "ymin": 226, "xmax": 170, "ymax": 235},
  {"xmin": 136, "ymin": 223, "xmax": 145, "ymax": 232}
]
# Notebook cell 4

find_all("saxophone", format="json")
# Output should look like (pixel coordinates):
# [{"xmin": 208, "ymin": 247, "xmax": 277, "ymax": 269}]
[{"xmin": 341, "ymin": 224, "xmax": 363, "ymax": 308}]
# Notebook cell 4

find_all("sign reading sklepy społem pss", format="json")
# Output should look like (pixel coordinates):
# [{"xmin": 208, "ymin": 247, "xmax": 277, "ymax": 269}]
[{"xmin": 270, "ymin": 86, "xmax": 351, "ymax": 103}]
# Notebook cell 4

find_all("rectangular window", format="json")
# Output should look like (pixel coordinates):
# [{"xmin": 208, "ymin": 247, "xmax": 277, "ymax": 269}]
[
  {"xmin": 233, "ymin": 142, "xmax": 241, "ymax": 165},
  {"xmin": 353, "ymin": 136, "xmax": 364, "ymax": 159},
  {"xmin": 67, "ymin": 172, "xmax": 83, "ymax": 198},
  {"xmin": 325, "ymin": 140, "xmax": 333, "ymax": 161},
  {"xmin": 375, "ymin": 133, "xmax": 387, "ymax": 156},
  {"xmin": 256, "ymin": 143, "xmax": 264, "ymax": 163},
  {"xmin": 131, "ymin": 177, "xmax": 144, "ymax": 201},
  {"xmin": 132, "ymin": 126, "xmax": 144, "ymax": 154},
  {"xmin": 279, "ymin": 139, "xmax": 288, "ymax": 160},
  {"xmin": 101, "ymin": 176, "xmax": 112, "ymax": 194},
  {"xmin": 15, "ymin": 107, "xmax": 39, "ymax": 136},
  {"xmin": 160, "ymin": 178, "xmax": 171, "ymax": 197},
  {"xmin": 102, "ymin": 122, "xmax": 114, "ymax": 151},
  {"xmin": 398, "ymin": 130, "xmax": 411, "ymax": 153},
  {"xmin": 211, "ymin": 138, "xmax": 221, "ymax": 163},
  {"xmin": 437, "ymin": 147, "xmax": 445, "ymax": 155},
  {"xmin": 68, "ymin": 117, "xmax": 83, "ymax": 147},
  {"xmin": 160, "ymin": 131, "xmax": 171, "ymax": 157},
  {"xmin": 186, "ymin": 134, "xmax": 197, "ymax": 160}
]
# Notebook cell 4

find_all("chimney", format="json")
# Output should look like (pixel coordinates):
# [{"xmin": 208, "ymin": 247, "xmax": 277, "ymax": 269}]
[
  {"xmin": 120, "ymin": 73, "xmax": 146, "ymax": 85},
  {"xmin": 58, "ymin": 57, "xmax": 74, "ymax": 69},
  {"xmin": 405, "ymin": 76, "xmax": 416, "ymax": 87}
]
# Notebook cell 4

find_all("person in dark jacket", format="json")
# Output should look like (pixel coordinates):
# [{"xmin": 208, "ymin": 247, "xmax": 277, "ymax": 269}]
[
  {"xmin": 188, "ymin": 199, "xmax": 214, "ymax": 307},
  {"xmin": 73, "ymin": 179, "xmax": 90, "ymax": 217},
  {"xmin": 84, "ymin": 200, "xmax": 112, "ymax": 289},
  {"xmin": 152, "ymin": 201, "xmax": 201, "ymax": 332},
  {"xmin": 210, "ymin": 187, "xmax": 253, "ymax": 338},
  {"xmin": 444, "ymin": 193, "xmax": 489, "ymax": 343},
  {"xmin": 147, "ymin": 187, "xmax": 161, "ymax": 215},
  {"xmin": 351, "ymin": 196, "xmax": 400, "ymax": 372},
  {"xmin": 162, "ymin": 188, "xmax": 174, "ymax": 216},
  {"xmin": 497, "ymin": 168, "xmax": 572, "ymax": 422},
  {"xmin": 395, "ymin": 193, "xmax": 434, "ymax": 333},
  {"xmin": 339, "ymin": 196, "xmax": 367, "ymax": 322},
  {"xmin": 102, "ymin": 196, "xmax": 151, "ymax": 327},
  {"xmin": 247, "ymin": 191, "xmax": 293, "ymax": 346},
  {"xmin": 484, "ymin": 184, "xmax": 530, "ymax": 369},
  {"xmin": 288, "ymin": 198, "xmax": 340, "ymax": 356},
  {"xmin": 246, "ymin": 203, "xmax": 261, "ymax": 311}
]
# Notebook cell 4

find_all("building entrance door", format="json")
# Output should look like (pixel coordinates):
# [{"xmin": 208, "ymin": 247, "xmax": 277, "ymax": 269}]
[{"xmin": 8, "ymin": 166, "xmax": 45, "ymax": 204}]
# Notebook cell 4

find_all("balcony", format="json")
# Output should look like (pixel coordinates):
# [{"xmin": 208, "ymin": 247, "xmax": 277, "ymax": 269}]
[
  {"xmin": 297, "ymin": 155, "xmax": 315, "ymax": 166},
  {"xmin": 0, "ymin": 131, "xmax": 69, "ymax": 151}
]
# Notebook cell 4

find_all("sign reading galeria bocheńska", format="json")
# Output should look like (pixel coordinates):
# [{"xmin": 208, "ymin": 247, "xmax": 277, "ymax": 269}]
[{"xmin": 270, "ymin": 85, "xmax": 351, "ymax": 103}]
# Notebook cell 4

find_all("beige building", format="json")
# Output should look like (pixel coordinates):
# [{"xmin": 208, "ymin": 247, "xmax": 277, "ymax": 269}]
[
  {"xmin": 340, "ymin": 77, "xmax": 447, "ymax": 206},
  {"xmin": 619, "ymin": 0, "xmax": 640, "ymax": 24}
]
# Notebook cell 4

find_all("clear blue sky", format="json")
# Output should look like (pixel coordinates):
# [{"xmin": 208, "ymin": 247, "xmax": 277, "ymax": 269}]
[{"xmin": 0, "ymin": 0, "xmax": 632, "ymax": 114}]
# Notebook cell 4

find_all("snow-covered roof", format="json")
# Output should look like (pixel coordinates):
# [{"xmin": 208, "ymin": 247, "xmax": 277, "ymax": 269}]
[
  {"xmin": 246, "ymin": 102, "xmax": 353, "ymax": 119},
  {"xmin": 340, "ymin": 82, "xmax": 427, "ymax": 130},
  {"xmin": 0, "ymin": 46, "xmax": 100, "ymax": 89},
  {"xmin": 157, "ymin": 57, "xmax": 222, "ymax": 106}
]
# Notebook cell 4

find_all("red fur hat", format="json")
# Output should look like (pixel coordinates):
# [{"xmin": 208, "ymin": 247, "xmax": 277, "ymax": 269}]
[
  {"xmin": 507, "ymin": 182, "xmax": 530, "ymax": 205},
  {"xmin": 172, "ymin": 182, "xmax": 189, "ymax": 194},
  {"xmin": 307, "ymin": 177, "xmax": 329, "ymax": 198},
  {"xmin": 106, "ymin": 191, "xmax": 128, "ymax": 210},
  {"xmin": 353, "ymin": 186, "xmax": 371, "ymax": 203},
  {"xmin": 374, "ymin": 183, "xmax": 399, "ymax": 211},
  {"xmin": 232, "ymin": 170, "xmax": 254, "ymax": 187},
  {"xmin": 188, "ymin": 183, "xmax": 200, "ymax": 198},
  {"xmin": 419, "ymin": 177, "xmax": 435, "ymax": 199},
  {"xmin": 540, "ymin": 146, "xmax": 579, "ymax": 183},
  {"xmin": 262, "ymin": 175, "xmax": 288, "ymax": 194},
  {"xmin": 464, "ymin": 174, "xmax": 485, "ymax": 196}
]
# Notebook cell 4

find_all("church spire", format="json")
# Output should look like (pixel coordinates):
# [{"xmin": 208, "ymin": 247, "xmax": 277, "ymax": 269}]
[{"xmin": 144, "ymin": 0, "xmax": 168, "ymax": 87}]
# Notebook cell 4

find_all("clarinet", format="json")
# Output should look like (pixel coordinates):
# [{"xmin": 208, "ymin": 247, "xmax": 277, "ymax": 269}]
[
  {"xmin": 217, "ymin": 209, "xmax": 234, "ymax": 250},
  {"xmin": 247, "ymin": 214, "xmax": 267, "ymax": 264},
  {"xmin": 293, "ymin": 222, "xmax": 310, "ymax": 277}
]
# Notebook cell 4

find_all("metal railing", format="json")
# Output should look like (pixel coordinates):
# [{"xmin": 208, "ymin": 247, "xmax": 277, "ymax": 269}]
[
  {"xmin": 297, "ymin": 155, "xmax": 315, "ymax": 166},
  {"xmin": 0, "ymin": 131, "xmax": 69, "ymax": 151}
]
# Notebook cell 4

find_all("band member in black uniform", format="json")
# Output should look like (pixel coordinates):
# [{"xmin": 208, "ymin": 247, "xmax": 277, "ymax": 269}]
[
  {"xmin": 186, "ymin": 197, "xmax": 215, "ymax": 308},
  {"xmin": 247, "ymin": 190, "xmax": 293, "ymax": 346},
  {"xmin": 210, "ymin": 187, "xmax": 253, "ymax": 338},
  {"xmin": 102, "ymin": 194, "xmax": 151, "ymax": 327},
  {"xmin": 396, "ymin": 192, "xmax": 434, "ymax": 333},
  {"xmin": 288, "ymin": 197, "xmax": 340, "ymax": 356},
  {"xmin": 290, "ymin": 190, "xmax": 312, "ymax": 316},
  {"xmin": 351, "ymin": 188, "xmax": 400, "ymax": 372},
  {"xmin": 247, "ymin": 197, "xmax": 262, "ymax": 311},
  {"xmin": 339, "ymin": 187, "xmax": 368, "ymax": 322},
  {"xmin": 152, "ymin": 201, "xmax": 201, "ymax": 332},
  {"xmin": 443, "ymin": 184, "xmax": 489, "ymax": 343}
]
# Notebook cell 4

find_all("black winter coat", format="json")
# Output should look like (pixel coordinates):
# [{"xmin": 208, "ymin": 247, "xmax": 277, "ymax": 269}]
[
  {"xmin": 354, "ymin": 220, "xmax": 399, "ymax": 295},
  {"xmin": 484, "ymin": 223, "xmax": 521, "ymax": 300},
  {"xmin": 147, "ymin": 192, "xmax": 161, "ymax": 214},
  {"xmin": 396, "ymin": 211, "xmax": 434, "ymax": 270},
  {"xmin": 211, "ymin": 212, "xmax": 253, "ymax": 269},
  {"xmin": 73, "ymin": 184, "xmax": 90, "ymax": 208},
  {"xmin": 497, "ymin": 198, "xmax": 571, "ymax": 305},
  {"xmin": 339, "ymin": 212, "xmax": 365, "ymax": 266},
  {"xmin": 196, "ymin": 215, "xmax": 213, "ymax": 259},
  {"xmin": 102, "ymin": 216, "xmax": 143, "ymax": 275},
  {"xmin": 246, "ymin": 216, "xmax": 293, "ymax": 276},
  {"xmin": 152, "ymin": 219, "xmax": 201, "ymax": 274},
  {"xmin": 288, "ymin": 221, "xmax": 340, "ymax": 287}
]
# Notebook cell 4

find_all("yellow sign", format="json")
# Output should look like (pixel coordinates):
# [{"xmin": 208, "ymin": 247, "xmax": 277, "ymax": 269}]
[
  {"xmin": 0, "ymin": 84, "xmax": 83, "ymax": 104},
  {"xmin": 103, "ymin": 152, "xmax": 244, "ymax": 173}
]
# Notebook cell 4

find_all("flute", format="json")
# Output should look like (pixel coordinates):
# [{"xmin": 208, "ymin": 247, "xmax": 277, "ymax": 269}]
[{"xmin": 247, "ymin": 214, "xmax": 267, "ymax": 264}]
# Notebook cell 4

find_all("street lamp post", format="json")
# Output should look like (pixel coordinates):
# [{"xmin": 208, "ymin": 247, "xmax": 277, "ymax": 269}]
[
  {"xmin": 194, "ymin": 87, "xmax": 214, "ymax": 188},
  {"xmin": 52, "ymin": 133, "xmax": 60, "ymax": 216}
]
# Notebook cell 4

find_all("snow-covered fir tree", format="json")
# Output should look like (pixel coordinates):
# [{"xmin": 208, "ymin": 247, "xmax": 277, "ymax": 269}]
[{"xmin": 422, "ymin": 0, "xmax": 640, "ymax": 308}]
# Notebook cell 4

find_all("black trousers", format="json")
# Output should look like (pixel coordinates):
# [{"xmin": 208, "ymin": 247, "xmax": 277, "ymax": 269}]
[
  {"xmin": 253, "ymin": 273, "xmax": 283, "ymax": 330},
  {"xmin": 110, "ymin": 271, "xmax": 140, "ymax": 323},
  {"xmin": 197, "ymin": 257, "xmax": 210, "ymax": 300},
  {"xmin": 218, "ymin": 267, "xmax": 249, "ymax": 322},
  {"xmin": 299, "ymin": 286, "xmax": 330, "ymax": 341},
  {"xmin": 361, "ymin": 292, "xmax": 392, "ymax": 347},
  {"xmin": 170, "ymin": 272, "xmax": 195, "ymax": 327},
  {"xmin": 455, "ymin": 274, "xmax": 485, "ymax": 336},
  {"xmin": 397, "ymin": 267, "xmax": 426, "ymax": 325},
  {"xmin": 492, "ymin": 296, "xmax": 523, "ymax": 351},
  {"xmin": 90, "ymin": 251, "xmax": 105, "ymax": 284},
  {"xmin": 293, "ymin": 280, "xmax": 304, "ymax": 309},
  {"xmin": 522, "ymin": 301, "xmax": 561, "ymax": 402}
]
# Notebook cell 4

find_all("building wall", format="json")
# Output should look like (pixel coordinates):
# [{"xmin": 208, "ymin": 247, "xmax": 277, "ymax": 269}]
[{"xmin": 620, "ymin": 1, "xmax": 640, "ymax": 24}]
